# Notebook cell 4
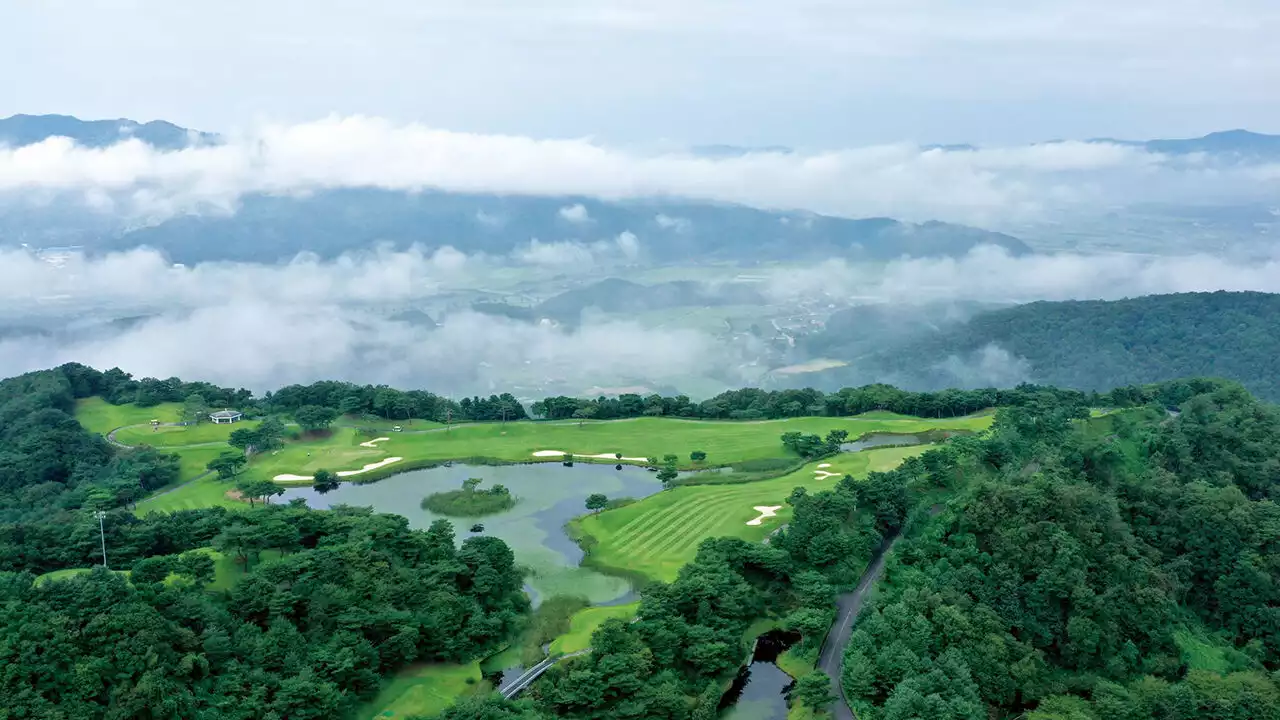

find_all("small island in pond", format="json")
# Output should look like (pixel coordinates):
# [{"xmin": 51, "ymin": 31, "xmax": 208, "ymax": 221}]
[{"xmin": 421, "ymin": 477, "xmax": 517, "ymax": 517}]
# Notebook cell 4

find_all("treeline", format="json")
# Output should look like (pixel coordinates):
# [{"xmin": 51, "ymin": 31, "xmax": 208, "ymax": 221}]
[
  {"xmin": 0, "ymin": 506, "xmax": 528, "ymax": 719},
  {"xmin": 57, "ymin": 363, "xmax": 1220, "ymax": 429}
]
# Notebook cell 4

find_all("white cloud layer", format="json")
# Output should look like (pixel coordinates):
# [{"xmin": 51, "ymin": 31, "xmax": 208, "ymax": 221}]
[
  {"xmin": 763, "ymin": 245, "xmax": 1280, "ymax": 305},
  {"xmin": 1, "ymin": 245, "xmax": 1277, "ymax": 396},
  {"xmin": 1, "ymin": 116, "xmax": 1277, "ymax": 228}
]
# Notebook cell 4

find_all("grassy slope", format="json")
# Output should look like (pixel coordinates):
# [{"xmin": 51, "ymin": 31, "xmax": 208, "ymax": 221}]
[
  {"xmin": 74, "ymin": 397, "xmax": 183, "ymax": 434},
  {"xmin": 576, "ymin": 445, "xmax": 930, "ymax": 582},
  {"xmin": 114, "ymin": 419, "xmax": 261, "ymax": 447},
  {"xmin": 548, "ymin": 603, "xmax": 641, "ymax": 655},
  {"xmin": 356, "ymin": 662, "xmax": 484, "ymax": 720}
]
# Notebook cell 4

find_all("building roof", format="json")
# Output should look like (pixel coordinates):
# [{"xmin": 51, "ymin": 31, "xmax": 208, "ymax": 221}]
[{"xmin": 210, "ymin": 410, "xmax": 242, "ymax": 418}]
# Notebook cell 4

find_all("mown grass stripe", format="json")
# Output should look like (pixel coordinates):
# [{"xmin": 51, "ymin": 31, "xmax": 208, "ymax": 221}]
[
  {"xmin": 638, "ymin": 494, "xmax": 763, "ymax": 559},
  {"xmin": 626, "ymin": 493, "xmax": 750, "ymax": 557},
  {"xmin": 605, "ymin": 487, "xmax": 745, "ymax": 547},
  {"xmin": 609, "ymin": 489, "xmax": 745, "ymax": 553}
]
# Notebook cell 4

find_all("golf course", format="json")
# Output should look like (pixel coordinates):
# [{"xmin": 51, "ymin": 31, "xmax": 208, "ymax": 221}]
[{"xmin": 68, "ymin": 394, "xmax": 994, "ymax": 719}]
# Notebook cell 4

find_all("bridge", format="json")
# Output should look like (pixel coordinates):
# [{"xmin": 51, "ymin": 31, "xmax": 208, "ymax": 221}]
[{"xmin": 497, "ymin": 649, "xmax": 589, "ymax": 699}]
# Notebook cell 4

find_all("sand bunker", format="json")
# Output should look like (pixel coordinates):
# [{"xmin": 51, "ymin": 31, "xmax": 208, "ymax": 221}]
[
  {"xmin": 746, "ymin": 506, "xmax": 783, "ymax": 526},
  {"xmin": 531, "ymin": 450, "xmax": 649, "ymax": 462},
  {"xmin": 817, "ymin": 463, "xmax": 832, "ymax": 468},
  {"xmin": 273, "ymin": 457, "xmax": 404, "ymax": 482},
  {"xmin": 360, "ymin": 437, "xmax": 390, "ymax": 448},
  {"xmin": 813, "ymin": 468, "xmax": 842, "ymax": 480}
]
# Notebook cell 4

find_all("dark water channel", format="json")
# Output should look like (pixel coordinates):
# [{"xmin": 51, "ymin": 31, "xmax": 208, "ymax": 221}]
[{"xmin": 718, "ymin": 630, "xmax": 801, "ymax": 719}]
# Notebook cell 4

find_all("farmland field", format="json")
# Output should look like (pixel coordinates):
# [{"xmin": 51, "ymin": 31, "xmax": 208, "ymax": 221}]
[{"xmin": 575, "ymin": 445, "xmax": 929, "ymax": 582}]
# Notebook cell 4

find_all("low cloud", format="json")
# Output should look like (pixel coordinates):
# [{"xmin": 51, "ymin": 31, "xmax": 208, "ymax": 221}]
[
  {"xmin": 558, "ymin": 203, "xmax": 591, "ymax": 223},
  {"xmin": 0, "ymin": 246, "xmax": 733, "ymax": 395},
  {"xmin": 1, "ymin": 116, "xmax": 1276, "ymax": 228},
  {"xmin": 762, "ymin": 245, "xmax": 1280, "ymax": 305}
]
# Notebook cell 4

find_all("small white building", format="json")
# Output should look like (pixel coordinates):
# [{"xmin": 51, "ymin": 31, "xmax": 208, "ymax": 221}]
[{"xmin": 209, "ymin": 409, "xmax": 243, "ymax": 424}]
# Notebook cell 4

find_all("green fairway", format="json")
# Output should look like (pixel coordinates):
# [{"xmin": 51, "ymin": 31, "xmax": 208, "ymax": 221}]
[
  {"xmin": 239, "ymin": 411, "xmax": 991, "ymax": 483},
  {"xmin": 74, "ymin": 397, "xmax": 182, "ymax": 435},
  {"xmin": 34, "ymin": 567, "xmax": 131, "ymax": 586},
  {"xmin": 576, "ymin": 445, "xmax": 929, "ymax": 582},
  {"xmin": 357, "ymin": 662, "xmax": 484, "ymax": 720},
  {"xmin": 114, "ymin": 419, "xmax": 261, "ymax": 448},
  {"xmin": 135, "ymin": 473, "xmax": 249, "ymax": 514},
  {"xmin": 247, "ymin": 427, "xmax": 389, "ymax": 481},
  {"xmin": 549, "ymin": 603, "xmax": 640, "ymax": 655}
]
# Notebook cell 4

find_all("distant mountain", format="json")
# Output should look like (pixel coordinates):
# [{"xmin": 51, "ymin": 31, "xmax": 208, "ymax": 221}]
[
  {"xmin": 0, "ymin": 114, "xmax": 218, "ymax": 150},
  {"xmin": 804, "ymin": 291, "xmax": 1280, "ymax": 401},
  {"xmin": 93, "ymin": 189, "xmax": 1032, "ymax": 264},
  {"xmin": 1089, "ymin": 129, "xmax": 1280, "ymax": 159}
]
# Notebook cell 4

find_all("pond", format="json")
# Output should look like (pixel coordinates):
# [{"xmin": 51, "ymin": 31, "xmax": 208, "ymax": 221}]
[
  {"xmin": 841, "ymin": 432, "xmax": 922, "ymax": 452},
  {"xmin": 718, "ymin": 630, "xmax": 801, "ymax": 720},
  {"xmin": 280, "ymin": 462, "xmax": 664, "ymax": 605}
]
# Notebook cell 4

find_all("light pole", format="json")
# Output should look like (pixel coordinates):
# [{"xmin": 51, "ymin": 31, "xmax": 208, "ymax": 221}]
[{"xmin": 93, "ymin": 511, "xmax": 108, "ymax": 569}]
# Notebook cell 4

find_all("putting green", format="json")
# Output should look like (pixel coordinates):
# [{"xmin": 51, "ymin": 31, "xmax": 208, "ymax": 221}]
[{"xmin": 576, "ymin": 445, "xmax": 928, "ymax": 582}]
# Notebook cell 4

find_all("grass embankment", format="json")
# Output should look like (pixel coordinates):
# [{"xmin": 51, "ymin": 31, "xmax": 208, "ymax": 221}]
[
  {"xmin": 33, "ymin": 567, "xmax": 132, "ymax": 586},
  {"xmin": 574, "ymin": 445, "xmax": 929, "ymax": 582},
  {"xmin": 74, "ymin": 397, "xmax": 182, "ymax": 435},
  {"xmin": 356, "ymin": 662, "xmax": 484, "ymax": 720},
  {"xmin": 548, "ymin": 603, "xmax": 641, "ymax": 655}
]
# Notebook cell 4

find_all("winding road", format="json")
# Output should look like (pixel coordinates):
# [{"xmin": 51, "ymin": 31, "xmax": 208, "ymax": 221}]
[{"xmin": 815, "ymin": 531, "xmax": 903, "ymax": 720}]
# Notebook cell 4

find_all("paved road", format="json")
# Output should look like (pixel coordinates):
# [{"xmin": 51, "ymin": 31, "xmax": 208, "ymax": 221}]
[
  {"xmin": 815, "ymin": 531, "xmax": 903, "ymax": 720},
  {"xmin": 498, "ymin": 650, "xmax": 589, "ymax": 699}
]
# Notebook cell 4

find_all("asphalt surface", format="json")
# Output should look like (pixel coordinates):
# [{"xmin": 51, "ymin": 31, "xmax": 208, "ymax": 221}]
[{"xmin": 815, "ymin": 531, "xmax": 902, "ymax": 720}]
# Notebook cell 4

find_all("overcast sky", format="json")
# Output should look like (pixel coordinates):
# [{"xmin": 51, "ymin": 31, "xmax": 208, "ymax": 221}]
[{"xmin": 4, "ymin": 0, "xmax": 1278, "ymax": 147}]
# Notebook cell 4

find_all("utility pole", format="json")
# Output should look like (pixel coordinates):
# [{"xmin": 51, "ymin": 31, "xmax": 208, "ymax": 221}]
[{"xmin": 93, "ymin": 510, "xmax": 108, "ymax": 568}]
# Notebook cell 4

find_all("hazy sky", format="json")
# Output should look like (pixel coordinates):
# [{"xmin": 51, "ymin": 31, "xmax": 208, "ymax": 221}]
[{"xmin": 4, "ymin": 0, "xmax": 1278, "ymax": 146}]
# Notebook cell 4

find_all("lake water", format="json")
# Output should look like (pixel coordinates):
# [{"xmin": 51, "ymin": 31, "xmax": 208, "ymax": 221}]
[
  {"xmin": 841, "ymin": 432, "xmax": 922, "ymax": 452},
  {"xmin": 280, "ymin": 462, "xmax": 664, "ymax": 605}
]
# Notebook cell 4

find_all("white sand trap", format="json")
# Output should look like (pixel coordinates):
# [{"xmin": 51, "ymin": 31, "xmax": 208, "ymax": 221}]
[
  {"xmin": 530, "ymin": 450, "xmax": 648, "ymax": 462},
  {"xmin": 746, "ymin": 506, "xmax": 784, "ymax": 526},
  {"xmin": 585, "ymin": 452, "xmax": 649, "ymax": 462},
  {"xmin": 360, "ymin": 437, "xmax": 390, "ymax": 448},
  {"xmin": 817, "ymin": 463, "xmax": 832, "ymax": 469},
  {"xmin": 813, "ymin": 470, "xmax": 841, "ymax": 480},
  {"xmin": 273, "ymin": 457, "xmax": 403, "ymax": 482}
]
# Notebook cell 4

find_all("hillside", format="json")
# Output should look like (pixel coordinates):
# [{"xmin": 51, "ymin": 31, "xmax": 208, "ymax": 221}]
[
  {"xmin": 807, "ymin": 292, "xmax": 1280, "ymax": 400},
  {"xmin": 0, "ymin": 113, "xmax": 217, "ymax": 149}
]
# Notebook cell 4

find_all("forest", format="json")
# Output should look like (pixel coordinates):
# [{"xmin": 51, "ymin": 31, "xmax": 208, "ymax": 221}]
[
  {"xmin": 2, "ymin": 362, "xmax": 1278, "ymax": 718},
  {"xmin": 813, "ymin": 291, "xmax": 1280, "ymax": 401}
]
